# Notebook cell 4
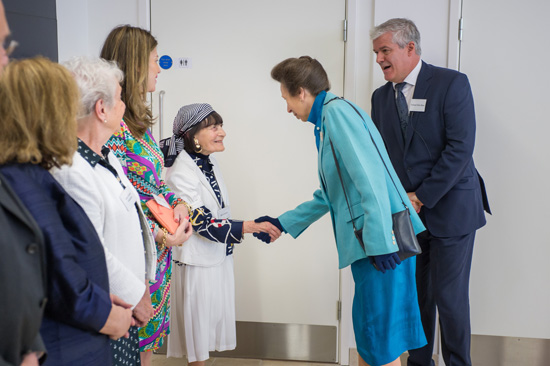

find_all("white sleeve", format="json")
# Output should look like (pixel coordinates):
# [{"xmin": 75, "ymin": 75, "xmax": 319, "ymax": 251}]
[{"xmin": 165, "ymin": 153, "xmax": 204, "ymax": 210}]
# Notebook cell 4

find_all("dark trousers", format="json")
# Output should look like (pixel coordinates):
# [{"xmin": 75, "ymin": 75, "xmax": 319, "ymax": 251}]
[{"xmin": 408, "ymin": 231, "xmax": 476, "ymax": 366}]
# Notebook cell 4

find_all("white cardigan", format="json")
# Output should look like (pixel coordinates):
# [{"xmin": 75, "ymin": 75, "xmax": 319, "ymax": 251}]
[
  {"xmin": 52, "ymin": 151, "xmax": 156, "ymax": 307},
  {"xmin": 165, "ymin": 152, "xmax": 231, "ymax": 267}
]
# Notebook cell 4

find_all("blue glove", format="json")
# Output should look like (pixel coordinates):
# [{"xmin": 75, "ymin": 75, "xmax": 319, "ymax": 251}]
[
  {"xmin": 254, "ymin": 216, "xmax": 284, "ymax": 231},
  {"xmin": 371, "ymin": 253, "xmax": 401, "ymax": 273},
  {"xmin": 253, "ymin": 232, "xmax": 272, "ymax": 244},
  {"xmin": 253, "ymin": 216, "xmax": 284, "ymax": 244}
]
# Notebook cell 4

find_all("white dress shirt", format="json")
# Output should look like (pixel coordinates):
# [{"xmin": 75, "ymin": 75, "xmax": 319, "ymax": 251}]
[{"xmin": 393, "ymin": 59, "xmax": 423, "ymax": 112}]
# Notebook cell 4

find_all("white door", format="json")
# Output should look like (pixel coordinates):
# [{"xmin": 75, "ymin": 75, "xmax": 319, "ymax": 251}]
[{"xmin": 150, "ymin": 0, "xmax": 345, "ymax": 362}]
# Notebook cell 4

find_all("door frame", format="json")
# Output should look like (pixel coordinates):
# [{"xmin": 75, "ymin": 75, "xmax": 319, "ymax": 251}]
[{"xmin": 146, "ymin": 0, "xmax": 347, "ymax": 363}]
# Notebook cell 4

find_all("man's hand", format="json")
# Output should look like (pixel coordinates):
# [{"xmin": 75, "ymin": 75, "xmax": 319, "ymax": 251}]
[
  {"xmin": 407, "ymin": 192, "xmax": 423, "ymax": 213},
  {"xmin": 20, "ymin": 352, "xmax": 39, "ymax": 366}
]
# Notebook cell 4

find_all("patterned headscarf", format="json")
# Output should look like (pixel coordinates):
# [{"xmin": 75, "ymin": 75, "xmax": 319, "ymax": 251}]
[{"xmin": 160, "ymin": 103, "xmax": 215, "ymax": 167}]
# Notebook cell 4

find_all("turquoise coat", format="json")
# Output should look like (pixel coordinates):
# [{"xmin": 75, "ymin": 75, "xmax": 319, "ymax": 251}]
[{"xmin": 279, "ymin": 92, "xmax": 425, "ymax": 269}]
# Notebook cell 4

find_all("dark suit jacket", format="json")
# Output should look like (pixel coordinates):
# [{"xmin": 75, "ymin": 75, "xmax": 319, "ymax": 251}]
[
  {"xmin": 371, "ymin": 61, "xmax": 490, "ymax": 237},
  {"xmin": 0, "ymin": 173, "xmax": 47, "ymax": 366},
  {"xmin": 0, "ymin": 163, "xmax": 113, "ymax": 366}
]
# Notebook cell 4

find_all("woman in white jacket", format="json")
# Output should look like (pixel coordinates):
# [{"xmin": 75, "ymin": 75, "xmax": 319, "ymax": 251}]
[
  {"xmin": 51, "ymin": 57, "xmax": 178, "ymax": 366},
  {"xmin": 160, "ymin": 103, "xmax": 281, "ymax": 366}
]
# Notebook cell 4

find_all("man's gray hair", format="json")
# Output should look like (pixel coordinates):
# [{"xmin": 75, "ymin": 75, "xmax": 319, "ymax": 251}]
[
  {"xmin": 370, "ymin": 18, "xmax": 422, "ymax": 56},
  {"xmin": 63, "ymin": 56, "xmax": 124, "ymax": 118}
]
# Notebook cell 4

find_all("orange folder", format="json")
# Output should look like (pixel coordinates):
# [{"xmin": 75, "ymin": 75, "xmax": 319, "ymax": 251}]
[{"xmin": 146, "ymin": 194, "xmax": 178, "ymax": 234}]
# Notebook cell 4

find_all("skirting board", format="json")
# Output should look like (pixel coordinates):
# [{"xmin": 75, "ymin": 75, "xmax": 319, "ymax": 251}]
[
  {"xmin": 155, "ymin": 321, "xmax": 338, "ymax": 363},
  {"xmin": 349, "ymin": 335, "xmax": 550, "ymax": 366},
  {"xmin": 157, "ymin": 327, "xmax": 549, "ymax": 365},
  {"xmin": 471, "ymin": 334, "xmax": 550, "ymax": 366}
]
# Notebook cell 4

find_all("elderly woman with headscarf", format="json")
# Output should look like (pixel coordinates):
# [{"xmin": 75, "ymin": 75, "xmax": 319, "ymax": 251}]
[
  {"xmin": 51, "ymin": 57, "xmax": 160, "ymax": 366},
  {"xmin": 159, "ymin": 103, "xmax": 281, "ymax": 366}
]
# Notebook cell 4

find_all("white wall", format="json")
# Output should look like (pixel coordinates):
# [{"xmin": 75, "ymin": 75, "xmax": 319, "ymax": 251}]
[
  {"xmin": 56, "ymin": 0, "xmax": 147, "ymax": 62},
  {"xmin": 461, "ymin": 0, "xmax": 550, "ymax": 339}
]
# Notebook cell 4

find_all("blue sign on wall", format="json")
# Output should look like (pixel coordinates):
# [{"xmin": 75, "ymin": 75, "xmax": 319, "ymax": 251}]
[{"xmin": 159, "ymin": 55, "xmax": 173, "ymax": 70}]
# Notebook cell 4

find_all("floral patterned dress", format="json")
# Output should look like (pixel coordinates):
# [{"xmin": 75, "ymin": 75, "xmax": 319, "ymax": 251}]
[{"xmin": 106, "ymin": 121, "xmax": 181, "ymax": 352}]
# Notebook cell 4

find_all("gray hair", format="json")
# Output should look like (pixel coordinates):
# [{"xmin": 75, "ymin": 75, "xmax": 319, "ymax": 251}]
[
  {"xmin": 370, "ymin": 18, "xmax": 422, "ymax": 56},
  {"xmin": 63, "ymin": 56, "xmax": 124, "ymax": 118}
]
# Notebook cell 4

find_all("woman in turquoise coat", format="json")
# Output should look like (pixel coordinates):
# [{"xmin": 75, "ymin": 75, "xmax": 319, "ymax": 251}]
[{"xmin": 256, "ymin": 56, "xmax": 427, "ymax": 366}]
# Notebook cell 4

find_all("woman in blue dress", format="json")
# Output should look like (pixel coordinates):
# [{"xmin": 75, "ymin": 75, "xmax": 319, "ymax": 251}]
[{"xmin": 256, "ymin": 56, "xmax": 427, "ymax": 366}]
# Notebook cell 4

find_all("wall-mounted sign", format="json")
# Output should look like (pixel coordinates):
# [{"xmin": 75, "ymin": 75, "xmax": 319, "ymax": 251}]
[
  {"xmin": 176, "ymin": 57, "xmax": 192, "ymax": 68},
  {"xmin": 159, "ymin": 55, "xmax": 173, "ymax": 70}
]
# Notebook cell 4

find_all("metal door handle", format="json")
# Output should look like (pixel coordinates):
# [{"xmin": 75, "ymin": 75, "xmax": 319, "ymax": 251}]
[{"xmin": 159, "ymin": 90, "xmax": 166, "ymax": 137}]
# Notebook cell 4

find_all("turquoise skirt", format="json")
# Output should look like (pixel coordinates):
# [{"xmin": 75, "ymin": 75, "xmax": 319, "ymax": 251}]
[{"xmin": 351, "ymin": 256, "xmax": 426, "ymax": 366}]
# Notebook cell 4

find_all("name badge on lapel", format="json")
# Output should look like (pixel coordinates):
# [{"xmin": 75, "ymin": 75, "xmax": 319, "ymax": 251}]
[
  {"xmin": 410, "ymin": 99, "xmax": 427, "ymax": 112},
  {"xmin": 218, "ymin": 207, "xmax": 230, "ymax": 219},
  {"xmin": 120, "ymin": 187, "xmax": 137, "ymax": 211}
]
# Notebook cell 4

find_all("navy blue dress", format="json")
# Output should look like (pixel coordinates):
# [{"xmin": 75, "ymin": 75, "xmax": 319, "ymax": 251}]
[{"xmin": 0, "ymin": 163, "xmax": 113, "ymax": 366}]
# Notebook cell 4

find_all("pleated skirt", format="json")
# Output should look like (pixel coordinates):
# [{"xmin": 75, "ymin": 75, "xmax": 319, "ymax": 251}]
[{"xmin": 167, "ymin": 256, "xmax": 236, "ymax": 362}]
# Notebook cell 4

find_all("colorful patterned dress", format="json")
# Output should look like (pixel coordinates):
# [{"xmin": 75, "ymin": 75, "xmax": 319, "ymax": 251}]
[{"xmin": 106, "ymin": 121, "xmax": 182, "ymax": 352}]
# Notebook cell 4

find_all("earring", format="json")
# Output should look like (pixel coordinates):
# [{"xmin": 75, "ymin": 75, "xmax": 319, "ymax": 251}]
[
  {"xmin": 103, "ymin": 119, "xmax": 108, "ymax": 124},
  {"xmin": 193, "ymin": 138, "xmax": 202, "ymax": 153}
]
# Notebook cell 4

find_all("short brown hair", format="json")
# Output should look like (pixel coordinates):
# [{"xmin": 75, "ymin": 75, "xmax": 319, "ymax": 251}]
[
  {"xmin": 100, "ymin": 25, "xmax": 158, "ymax": 138},
  {"xmin": 183, "ymin": 112, "xmax": 223, "ymax": 154},
  {"xmin": 271, "ymin": 56, "xmax": 330, "ymax": 97},
  {"xmin": 0, "ymin": 57, "xmax": 79, "ymax": 168}
]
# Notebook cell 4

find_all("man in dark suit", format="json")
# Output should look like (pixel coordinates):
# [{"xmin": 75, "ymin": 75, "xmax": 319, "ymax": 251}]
[
  {"xmin": 370, "ymin": 18, "xmax": 491, "ymax": 366},
  {"xmin": 0, "ymin": 2, "xmax": 47, "ymax": 365},
  {"xmin": 0, "ymin": 174, "xmax": 47, "ymax": 366}
]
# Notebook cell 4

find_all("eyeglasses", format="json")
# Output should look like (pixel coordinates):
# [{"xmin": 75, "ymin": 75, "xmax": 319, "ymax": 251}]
[{"xmin": 2, "ymin": 36, "xmax": 18, "ymax": 56}]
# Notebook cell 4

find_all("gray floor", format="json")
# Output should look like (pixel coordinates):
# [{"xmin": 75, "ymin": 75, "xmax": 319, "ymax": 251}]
[
  {"xmin": 152, "ymin": 354, "xmax": 337, "ymax": 366},
  {"xmin": 152, "ymin": 353, "xmax": 413, "ymax": 366}
]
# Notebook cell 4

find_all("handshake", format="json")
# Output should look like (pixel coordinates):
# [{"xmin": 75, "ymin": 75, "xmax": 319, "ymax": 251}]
[{"xmin": 245, "ymin": 215, "xmax": 284, "ymax": 244}]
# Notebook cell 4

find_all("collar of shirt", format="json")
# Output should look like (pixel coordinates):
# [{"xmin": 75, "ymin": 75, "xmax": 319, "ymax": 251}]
[
  {"xmin": 307, "ymin": 90, "xmax": 327, "ymax": 150},
  {"xmin": 393, "ymin": 59, "xmax": 422, "ymax": 106},
  {"xmin": 77, "ymin": 138, "xmax": 127, "ymax": 191},
  {"xmin": 189, "ymin": 152, "xmax": 214, "ymax": 173},
  {"xmin": 77, "ymin": 138, "xmax": 105, "ymax": 167}
]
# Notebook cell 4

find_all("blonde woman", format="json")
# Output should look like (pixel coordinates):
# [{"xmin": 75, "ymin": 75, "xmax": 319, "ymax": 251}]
[
  {"xmin": 0, "ymin": 57, "xmax": 134, "ymax": 366},
  {"xmin": 101, "ymin": 25, "xmax": 193, "ymax": 366}
]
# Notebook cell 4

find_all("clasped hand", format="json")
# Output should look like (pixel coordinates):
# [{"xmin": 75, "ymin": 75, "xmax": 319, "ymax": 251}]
[
  {"xmin": 250, "ymin": 216, "xmax": 284, "ymax": 244},
  {"xmin": 243, "ymin": 215, "xmax": 282, "ymax": 243},
  {"xmin": 407, "ymin": 192, "xmax": 423, "ymax": 213}
]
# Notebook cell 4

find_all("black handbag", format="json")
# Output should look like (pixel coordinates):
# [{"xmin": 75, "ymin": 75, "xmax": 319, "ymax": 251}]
[{"xmin": 327, "ymin": 99, "xmax": 421, "ymax": 263}]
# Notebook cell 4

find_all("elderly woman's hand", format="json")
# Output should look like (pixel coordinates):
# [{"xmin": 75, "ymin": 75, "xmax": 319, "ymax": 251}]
[
  {"xmin": 173, "ymin": 202, "xmax": 192, "ymax": 223},
  {"xmin": 165, "ymin": 217, "xmax": 193, "ymax": 247},
  {"xmin": 100, "ymin": 294, "xmax": 135, "ymax": 340},
  {"xmin": 243, "ymin": 220, "xmax": 282, "ymax": 243},
  {"xmin": 132, "ymin": 283, "xmax": 154, "ymax": 327}
]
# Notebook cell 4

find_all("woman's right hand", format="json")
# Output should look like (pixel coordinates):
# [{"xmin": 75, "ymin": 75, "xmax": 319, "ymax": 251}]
[
  {"xmin": 99, "ymin": 294, "xmax": 135, "ymax": 340},
  {"xmin": 165, "ymin": 216, "xmax": 193, "ymax": 247},
  {"xmin": 244, "ymin": 220, "xmax": 282, "ymax": 242}
]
